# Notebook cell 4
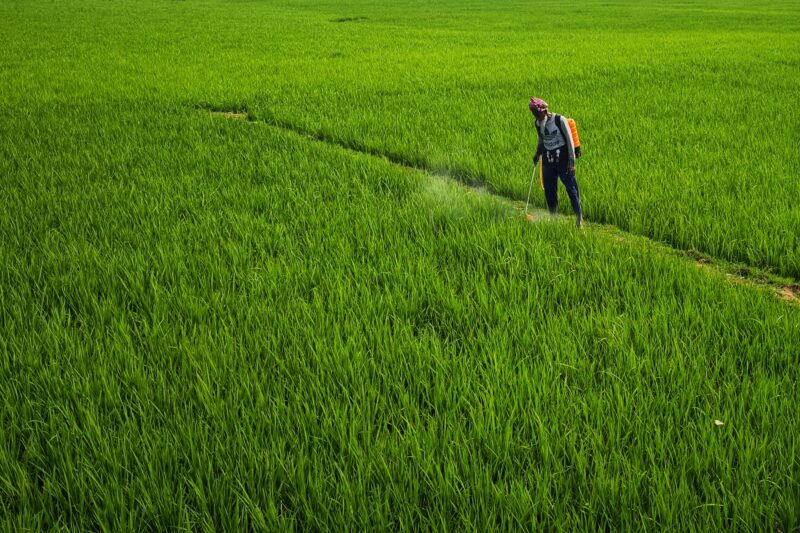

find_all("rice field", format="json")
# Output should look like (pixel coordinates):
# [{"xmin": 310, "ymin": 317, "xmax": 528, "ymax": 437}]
[{"xmin": 1, "ymin": 0, "xmax": 799, "ymax": 530}]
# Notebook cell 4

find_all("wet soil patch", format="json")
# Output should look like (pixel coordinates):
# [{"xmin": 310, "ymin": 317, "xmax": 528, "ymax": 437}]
[
  {"xmin": 213, "ymin": 111, "xmax": 247, "ymax": 120},
  {"xmin": 331, "ymin": 16, "xmax": 368, "ymax": 23},
  {"xmin": 777, "ymin": 285, "xmax": 800, "ymax": 303}
]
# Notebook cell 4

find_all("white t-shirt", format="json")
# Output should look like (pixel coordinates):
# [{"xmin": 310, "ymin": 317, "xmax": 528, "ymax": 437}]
[{"xmin": 536, "ymin": 114, "xmax": 575, "ymax": 162}]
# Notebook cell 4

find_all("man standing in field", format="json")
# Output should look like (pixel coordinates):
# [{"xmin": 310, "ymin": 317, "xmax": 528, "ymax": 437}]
[{"xmin": 529, "ymin": 97, "xmax": 583, "ymax": 228}]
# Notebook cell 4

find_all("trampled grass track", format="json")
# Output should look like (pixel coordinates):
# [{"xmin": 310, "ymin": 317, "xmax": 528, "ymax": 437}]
[{"xmin": 203, "ymin": 106, "xmax": 800, "ymax": 307}]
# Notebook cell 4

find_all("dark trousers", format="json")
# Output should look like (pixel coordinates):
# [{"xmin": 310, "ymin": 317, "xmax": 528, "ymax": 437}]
[{"xmin": 543, "ymin": 160, "xmax": 582, "ymax": 219}]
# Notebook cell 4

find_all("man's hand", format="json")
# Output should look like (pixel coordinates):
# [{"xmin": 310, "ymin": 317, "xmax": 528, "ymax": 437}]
[
  {"xmin": 567, "ymin": 165, "xmax": 576, "ymax": 178},
  {"xmin": 533, "ymin": 155, "xmax": 541, "ymax": 166}
]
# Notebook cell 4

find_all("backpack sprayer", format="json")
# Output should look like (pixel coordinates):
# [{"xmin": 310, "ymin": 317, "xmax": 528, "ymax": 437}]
[{"xmin": 541, "ymin": 114, "xmax": 581, "ymax": 190}]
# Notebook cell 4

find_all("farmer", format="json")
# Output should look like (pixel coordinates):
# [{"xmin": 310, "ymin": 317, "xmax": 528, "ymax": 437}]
[{"xmin": 529, "ymin": 97, "xmax": 583, "ymax": 228}]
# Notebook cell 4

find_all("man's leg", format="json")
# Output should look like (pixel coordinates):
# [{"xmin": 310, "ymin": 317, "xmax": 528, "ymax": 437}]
[
  {"xmin": 559, "ymin": 165, "xmax": 583, "ymax": 226},
  {"xmin": 542, "ymin": 163, "xmax": 559, "ymax": 215}
]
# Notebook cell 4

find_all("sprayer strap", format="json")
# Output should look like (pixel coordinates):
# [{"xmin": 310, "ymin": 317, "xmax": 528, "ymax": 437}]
[{"xmin": 554, "ymin": 114, "xmax": 569, "ymax": 145}]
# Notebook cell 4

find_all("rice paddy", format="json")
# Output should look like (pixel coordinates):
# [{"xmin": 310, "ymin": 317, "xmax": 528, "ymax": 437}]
[{"xmin": 1, "ymin": 0, "xmax": 799, "ymax": 529}]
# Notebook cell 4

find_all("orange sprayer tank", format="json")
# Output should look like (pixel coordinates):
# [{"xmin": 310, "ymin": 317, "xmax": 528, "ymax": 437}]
[{"xmin": 567, "ymin": 118, "xmax": 582, "ymax": 158}]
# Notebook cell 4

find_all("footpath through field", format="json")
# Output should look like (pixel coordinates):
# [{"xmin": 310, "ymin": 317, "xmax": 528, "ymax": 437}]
[{"xmin": 204, "ymin": 107, "xmax": 799, "ymax": 307}]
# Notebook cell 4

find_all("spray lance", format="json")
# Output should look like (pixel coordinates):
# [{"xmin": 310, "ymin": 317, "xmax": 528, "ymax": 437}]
[
  {"xmin": 524, "ymin": 113, "xmax": 544, "ymax": 221},
  {"xmin": 524, "ymin": 158, "xmax": 541, "ymax": 221}
]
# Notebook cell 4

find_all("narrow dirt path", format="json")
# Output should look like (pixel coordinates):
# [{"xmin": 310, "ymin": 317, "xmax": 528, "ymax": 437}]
[{"xmin": 203, "ymin": 107, "xmax": 799, "ymax": 307}]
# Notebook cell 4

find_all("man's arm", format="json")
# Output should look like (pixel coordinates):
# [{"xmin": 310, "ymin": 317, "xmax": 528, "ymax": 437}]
[{"xmin": 560, "ymin": 115, "xmax": 576, "ymax": 165}]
